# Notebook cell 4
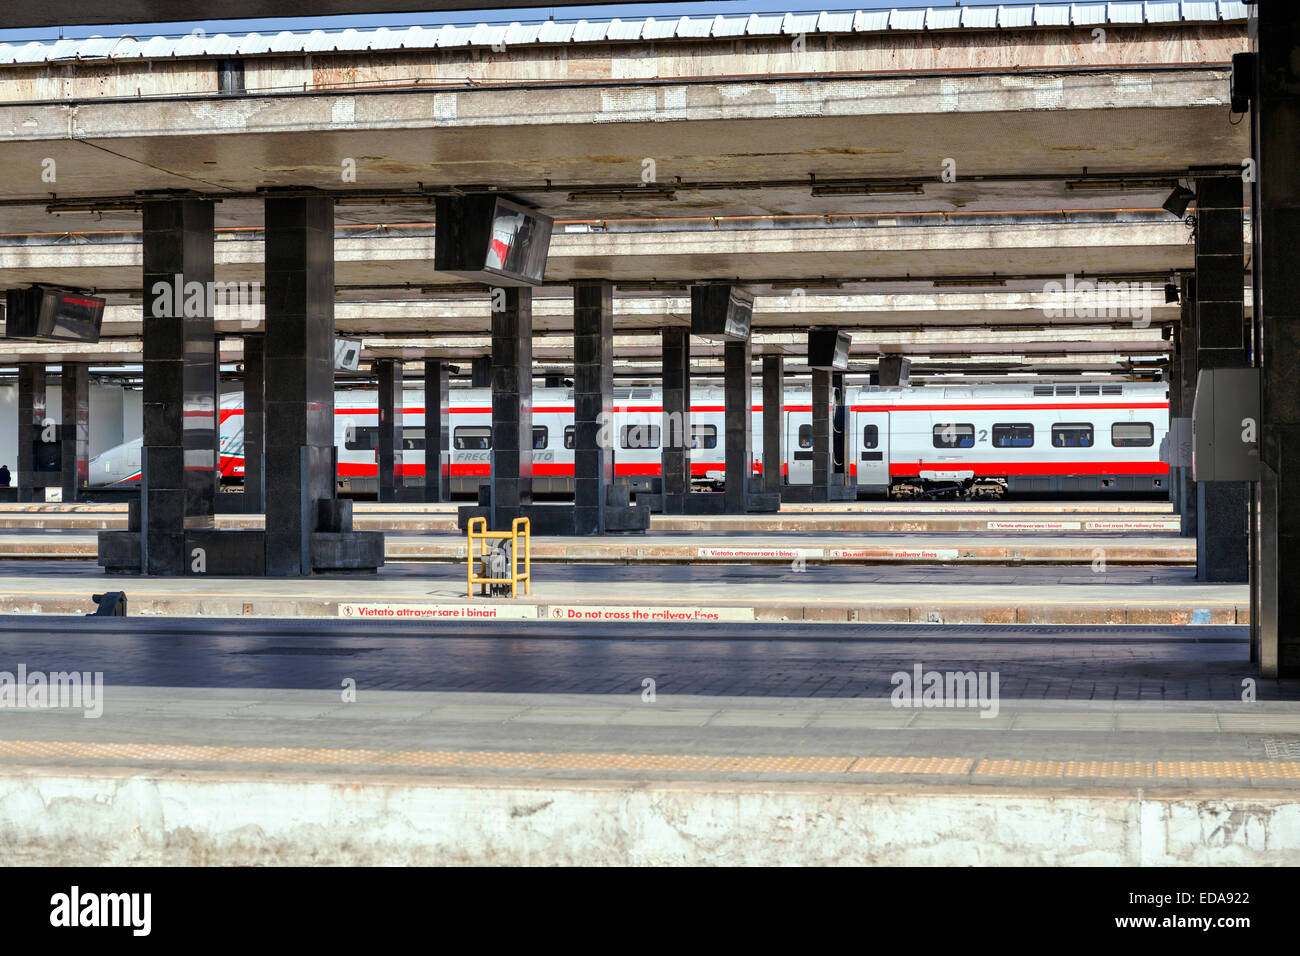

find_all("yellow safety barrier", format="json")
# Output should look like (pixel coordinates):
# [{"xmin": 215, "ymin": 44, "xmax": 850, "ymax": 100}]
[{"xmin": 467, "ymin": 516, "xmax": 531, "ymax": 598}]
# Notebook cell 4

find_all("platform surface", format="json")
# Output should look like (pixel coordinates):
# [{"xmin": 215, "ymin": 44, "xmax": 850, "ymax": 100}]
[
  {"xmin": 0, "ymin": 560, "xmax": 1247, "ymax": 625},
  {"xmin": 0, "ymin": 614, "xmax": 1290, "ymax": 864}
]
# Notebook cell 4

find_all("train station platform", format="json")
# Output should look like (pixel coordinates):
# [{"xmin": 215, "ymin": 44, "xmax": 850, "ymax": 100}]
[
  {"xmin": 0, "ymin": 617, "xmax": 1291, "ymax": 865},
  {"xmin": 0, "ymin": 509, "xmax": 1183, "ymax": 535},
  {"xmin": 0, "ymin": 496, "xmax": 1175, "ymax": 528},
  {"xmin": 0, "ymin": 560, "xmax": 1244, "ymax": 625},
  {"xmin": 0, "ymin": 499, "xmax": 1192, "ymax": 568},
  {"xmin": 0, "ymin": 529, "xmax": 1195, "ymax": 566}
]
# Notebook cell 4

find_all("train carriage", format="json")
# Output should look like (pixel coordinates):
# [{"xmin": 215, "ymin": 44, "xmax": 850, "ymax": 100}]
[{"xmin": 87, "ymin": 382, "xmax": 1169, "ymax": 499}]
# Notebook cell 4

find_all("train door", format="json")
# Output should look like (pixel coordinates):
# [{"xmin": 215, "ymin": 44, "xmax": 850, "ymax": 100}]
[
  {"xmin": 785, "ymin": 411, "xmax": 812, "ymax": 484},
  {"xmin": 855, "ymin": 411, "xmax": 890, "ymax": 491}
]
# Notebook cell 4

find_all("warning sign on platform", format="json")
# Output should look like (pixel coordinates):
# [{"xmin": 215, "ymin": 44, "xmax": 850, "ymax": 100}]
[
  {"xmin": 986, "ymin": 520, "xmax": 1081, "ymax": 531},
  {"xmin": 1083, "ymin": 520, "xmax": 1179, "ymax": 531},
  {"xmin": 338, "ymin": 603, "xmax": 538, "ymax": 620},
  {"xmin": 547, "ymin": 605, "xmax": 755, "ymax": 623},
  {"xmin": 696, "ymin": 547, "xmax": 824, "ymax": 560},
  {"xmin": 830, "ymin": 548, "xmax": 959, "ymax": 561}
]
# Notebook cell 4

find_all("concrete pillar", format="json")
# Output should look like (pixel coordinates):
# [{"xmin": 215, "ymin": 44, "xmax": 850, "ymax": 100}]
[
  {"xmin": 1193, "ymin": 176, "xmax": 1249, "ymax": 582},
  {"xmin": 375, "ymin": 359, "xmax": 403, "ymax": 503},
  {"xmin": 811, "ymin": 368, "xmax": 832, "ymax": 500},
  {"xmin": 242, "ymin": 334, "xmax": 265, "ymax": 513},
  {"xmin": 661, "ymin": 326, "xmax": 691, "ymax": 512},
  {"xmin": 60, "ymin": 363, "xmax": 89, "ymax": 503},
  {"xmin": 471, "ymin": 356, "xmax": 491, "ymax": 388},
  {"xmin": 263, "ymin": 192, "xmax": 336, "ymax": 575},
  {"xmin": 573, "ymin": 282, "xmax": 613, "ymax": 535},
  {"xmin": 1251, "ymin": 2, "xmax": 1300, "ymax": 675},
  {"xmin": 832, "ymin": 370, "xmax": 847, "ymax": 481},
  {"xmin": 423, "ymin": 360, "xmax": 450, "ymax": 503},
  {"xmin": 761, "ymin": 354, "xmax": 783, "ymax": 495},
  {"xmin": 16, "ymin": 364, "xmax": 45, "ymax": 503},
  {"xmin": 1176, "ymin": 278, "xmax": 1198, "ymax": 539},
  {"xmin": 142, "ymin": 198, "xmax": 217, "ymax": 574},
  {"xmin": 723, "ymin": 336, "xmax": 753, "ymax": 513},
  {"xmin": 490, "ymin": 288, "xmax": 532, "ymax": 529}
]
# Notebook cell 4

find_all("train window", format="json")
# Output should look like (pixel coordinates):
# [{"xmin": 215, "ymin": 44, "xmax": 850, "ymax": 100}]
[
  {"xmin": 1051, "ymin": 423, "xmax": 1093, "ymax": 448},
  {"xmin": 1111, "ymin": 422, "xmax": 1154, "ymax": 447},
  {"xmin": 620, "ymin": 424, "xmax": 661, "ymax": 449},
  {"xmin": 564, "ymin": 425, "xmax": 575, "ymax": 449},
  {"xmin": 862, "ymin": 424, "xmax": 878, "ymax": 450},
  {"xmin": 344, "ymin": 426, "xmax": 378, "ymax": 451},
  {"xmin": 690, "ymin": 424, "xmax": 717, "ymax": 450},
  {"xmin": 533, "ymin": 426, "xmax": 548, "ymax": 450},
  {"xmin": 991, "ymin": 423, "xmax": 1034, "ymax": 448},
  {"xmin": 347, "ymin": 426, "xmax": 427, "ymax": 450},
  {"xmin": 798, "ymin": 425, "xmax": 813, "ymax": 449},
  {"xmin": 453, "ymin": 426, "xmax": 491, "ymax": 450},
  {"xmin": 932, "ymin": 423, "xmax": 975, "ymax": 448}
]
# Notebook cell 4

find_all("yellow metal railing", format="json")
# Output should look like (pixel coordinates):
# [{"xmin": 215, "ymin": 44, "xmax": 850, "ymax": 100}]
[{"xmin": 467, "ymin": 516, "xmax": 531, "ymax": 598}]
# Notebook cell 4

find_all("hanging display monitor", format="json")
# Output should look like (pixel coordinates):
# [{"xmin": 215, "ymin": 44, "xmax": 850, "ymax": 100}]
[
  {"xmin": 435, "ymin": 195, "xmax": 554, "ymax": 287},
  {"xmin": 5, "ymin": 286, "xmax": 105, "ymax": 343},
  {"xmin": 690, "ymin": 285, "xmax": 753, "ymax": 340},
  {"xmin": 809, "ymin": 329, "xmax": 851, "ymax": 370}
]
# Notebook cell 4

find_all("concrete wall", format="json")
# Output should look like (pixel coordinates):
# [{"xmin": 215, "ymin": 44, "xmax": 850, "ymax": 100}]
[
  {"xmin": 0, "ymin": 770, "xmax": 1294, "ymax": 865},
  {"xmin": 0, "ymin": 382, "xmax": 140, "ymax": 475}
]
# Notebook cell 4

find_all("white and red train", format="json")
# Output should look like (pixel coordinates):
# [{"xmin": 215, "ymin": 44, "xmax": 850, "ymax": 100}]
[{"xmin": 87, "ymin": 381, "xmax": 1170, "ymax": 498}]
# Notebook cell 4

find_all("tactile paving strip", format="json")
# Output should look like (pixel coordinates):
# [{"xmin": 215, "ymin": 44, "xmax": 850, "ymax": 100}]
[
  {"xmin": 0, "ymin": 740, "xmax": 1297, "ymax": 780},
  {"xmin": 973, "ymin": 759, "xmax": 1300, "ymax": 779}
]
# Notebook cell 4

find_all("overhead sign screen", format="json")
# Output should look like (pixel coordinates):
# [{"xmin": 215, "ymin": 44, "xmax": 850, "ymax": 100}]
[
  {"xmin": 435, "ymin": 195, "xmax": 554, "ymax": 287},
  {"xmin": 5, "ymin": 286, "xmax": 105, "ymax": 343},
  {"xmin": 809, "ymin": 329, "xmax": 851, "ymax": 371},
  {"xmin": 690, "ymin": 285, "xmax": 753, "ymax": 341},
  {"xmin": 485, "ymin": 203, "xmax": 550, "ymax": 284}
]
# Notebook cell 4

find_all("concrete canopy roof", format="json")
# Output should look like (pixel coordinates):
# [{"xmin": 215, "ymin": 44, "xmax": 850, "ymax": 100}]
[
  {"xmin": 0, "ymin": 66, "xmax": 1246, "ymax": 232},
  {"xmin": 0, "ymin": 218, "xmax": 1215, "ymax": 300}
]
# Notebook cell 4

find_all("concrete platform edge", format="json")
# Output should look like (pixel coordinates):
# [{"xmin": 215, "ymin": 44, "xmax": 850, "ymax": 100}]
[{"xmin": 0, "ymin": 765, "xmax": 1293, "ymax": 865}]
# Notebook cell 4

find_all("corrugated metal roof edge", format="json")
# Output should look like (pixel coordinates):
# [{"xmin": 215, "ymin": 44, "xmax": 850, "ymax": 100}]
[{"xmin": 0, "ymin": 2, "xmax": 1249, "ymax": 66}]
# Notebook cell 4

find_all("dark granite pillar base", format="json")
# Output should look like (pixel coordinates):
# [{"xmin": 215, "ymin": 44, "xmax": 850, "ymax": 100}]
[
  {"xmin": 723, "ymin": 336, "xmax": 752, "ymax": 514},
  {"xmin": 573, "ymin": 282, "xmax": 616, "ymax": 535},
  {"xmin": 423, "ymin": 360, "xmax": 451, "ymax": 502},
  {"xmin": 242, "ymin": 333, "xmax": 265, "ymax": 513},
  {"xmin": 661, "ymin": 326, "xmax": 691, "ymax": 514},
  {"xmin": 490, "ymin": 288, "xmax": 533, "ymax": 530},
  {"xmin": 810, "ymin": 368, "xmax": 832, "ymax": 502},
  {"xmin": 263, "ymin": 191, "xmax": 380, "ymax": 575},
  {"xmin": 140, "ymin": 197, "xmax": 217, "ymax": 575},
  {"xmin": 16, "ymin": 364, "xmax": 46, "ymax": 503},
  {"xmin": 59, "ymin": 364, "xmax": 89, "ymax": 503},
  {"xmin": 1193, "ymin": 175, "xmax": 1249, "ymax": 582},
  {"xmin": 1250, "ymin": 3, "xmax": 1300, "ymax": 674},
  {"xmin": 375, "ymin": 359, "xmax": 403, "ymax": 503},
  {"xmin": 761, "ymin": 355, "xmax": 783, "ymax": 496}
]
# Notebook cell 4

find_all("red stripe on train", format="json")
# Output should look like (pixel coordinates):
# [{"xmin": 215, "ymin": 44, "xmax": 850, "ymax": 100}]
[
  {"xmin": 888, "ymin": 461, "xmax": 1169, "ymax": 476},
  {"xmin": 852, "ymin": 402, "xmax": 1168, "ymax": 412}
]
